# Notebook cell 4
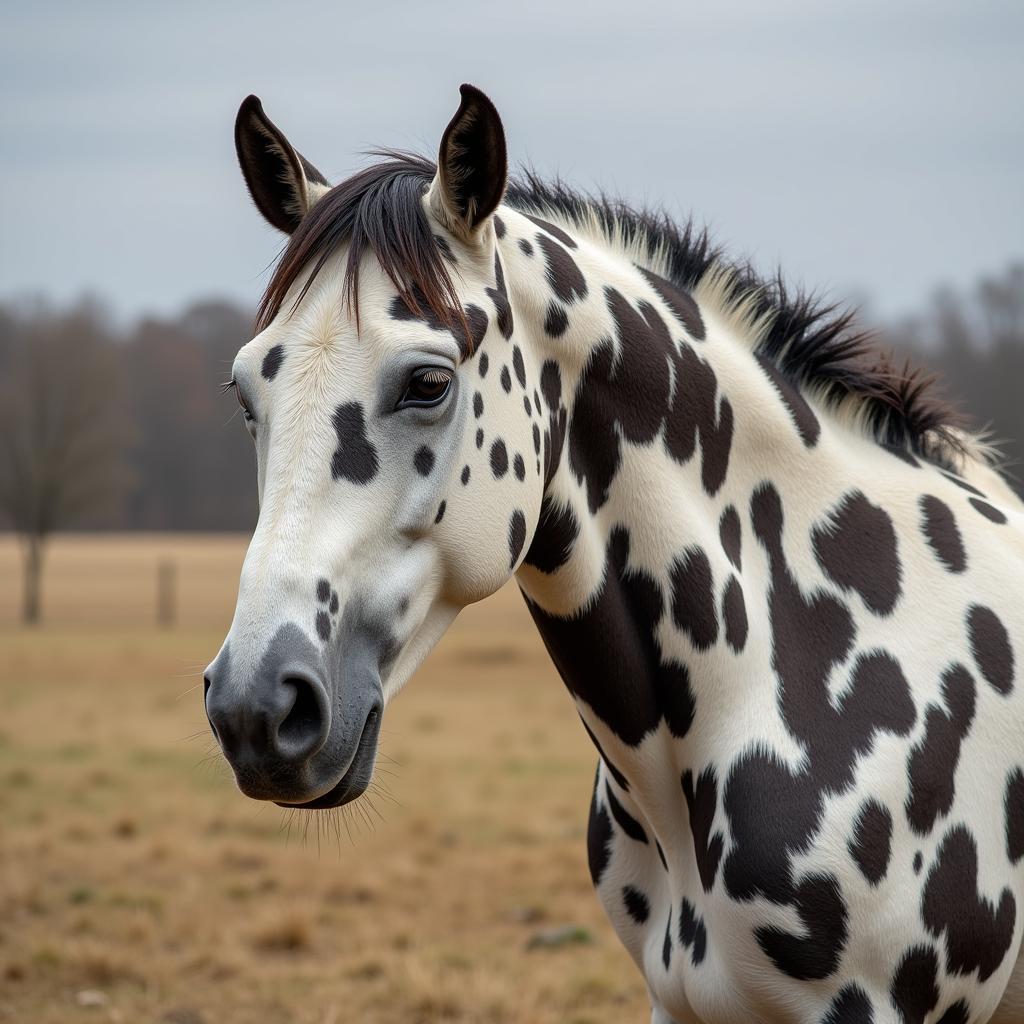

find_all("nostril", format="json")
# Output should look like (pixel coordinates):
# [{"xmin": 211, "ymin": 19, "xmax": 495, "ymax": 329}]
[
  {"xmin": 203, "ymin": 675, "xmax": 218, "ymax": 740},
  {"xmin": 277, "ymin": 676, "xmax": 328, "ymax": 759}
]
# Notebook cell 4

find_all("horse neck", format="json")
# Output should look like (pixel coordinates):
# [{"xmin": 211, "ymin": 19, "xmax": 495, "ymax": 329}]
[{"xmin": 504, "ymin": 212, "xmax": 836, "ymax": 799}]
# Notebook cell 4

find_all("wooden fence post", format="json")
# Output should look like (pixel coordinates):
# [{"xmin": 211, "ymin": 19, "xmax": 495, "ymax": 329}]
[{"xmin": 157, "ymin": 559, "xmax": 177, "ymax": 628}]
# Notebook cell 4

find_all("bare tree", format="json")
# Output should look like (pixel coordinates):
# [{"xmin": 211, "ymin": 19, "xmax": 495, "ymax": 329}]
[
  {"xmin": 889, "ymin": 262, "xmax": 1024, "ymax": 497},
  {"xmin": 0, "ymin": 300, "xmax": 126, "ymax": 623}
]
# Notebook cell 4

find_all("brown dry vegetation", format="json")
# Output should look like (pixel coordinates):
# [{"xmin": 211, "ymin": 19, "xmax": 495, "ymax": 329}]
[{"xmin": 0, "ymin": 535, "xmax": 647, "ymax": 1023}]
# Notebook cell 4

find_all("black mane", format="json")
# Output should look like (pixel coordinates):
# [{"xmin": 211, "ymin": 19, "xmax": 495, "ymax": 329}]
[{"xmin": 260, "ymin": 153, "xmax": 967, "ymax": 468}]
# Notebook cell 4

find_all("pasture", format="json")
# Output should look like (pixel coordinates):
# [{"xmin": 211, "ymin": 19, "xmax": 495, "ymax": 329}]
[{"xmin": 0, "ymin": 535, "xmax": 646, "ymax": 1023}]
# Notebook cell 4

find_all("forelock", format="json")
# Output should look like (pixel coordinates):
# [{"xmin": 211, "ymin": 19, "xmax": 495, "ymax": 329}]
[{"xmin": 256, "ymin": 151, "xmax": 469, "ymax": 343}]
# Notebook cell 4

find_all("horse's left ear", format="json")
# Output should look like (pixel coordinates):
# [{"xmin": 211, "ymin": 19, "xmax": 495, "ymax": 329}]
[
  {"xmin": 235, "ymin": 95, "xmax": 331, "ymax": 235},
  {"xmin": 429, "ymin": 84, "xmax": 507, "ymax": 241}
]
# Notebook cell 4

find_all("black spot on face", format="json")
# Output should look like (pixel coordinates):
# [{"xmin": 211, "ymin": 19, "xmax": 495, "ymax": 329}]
[
  {"xmin": 812, "ymin": 490, "xmax": 902, "ymax": 615},
  {"xmin": 331, "ymin": 402, "xmax": 379, "ymax": 484},
  {"xmin": 518, "ymin": 237, "xmax": 533, "ymax": 257},
  {"xmin": 848, "ymin": 799, "xmax": 892, "ymax": 885},
  {"xmin": 461, "ymin": 465, "xmax": 470, "ymax": 485},
  {"xmin": 662, "ymin": 909, "xmax": 673, "ymax": 969},
  {"xmin": 890, "ymin": 946, "xmax": 938, "ymax": 1024},
  {"xmin": 919, "ymin": 494, "xmax": 966, "ymax": 573},
  {"xmin": 970, "ymin": 497, "xmax": 1007, "ymax": 524},
  {"xmin": 968, "ymin": 604, "xmax": 1015, "ymax": 694},
  {"xmin": 922, "ymin": 824, "xmax": 1015, "ymax": 981},
  {"xmin": 479, "ymin": 352, "xmax": 489, "ymax": 378},
  {"xmin": 508, "ymin": 509, "xmax": 526, "ymax": 568},
  {"xmin": 544, "ymin": 302, "xmax": 569, "ymax": 338},
  {"xmin": 913, "ymin": 852, "xmax": 923, "ymax": 874},
  {"xmin": 500, "ymin": 366, "xmax": 512, "ymax": 393},
  {"xmin": 316, "ymin": 579, "xmax": 330, "ymax": 603},
  {"xmin": 389, "ymin": 288, "xmax": 485, "ymax": 360},
  {"xmin": 466, "ymin": 305, "xmax": 491, "ymax": 354},
  {"xmin": 490, "ymin": 439, "xmax": 508, "ymax": 478},
  {"xmin": 329, "ymin": 590, "xmax": 338, "ymax": 615},
  {"xmin": 413, "ymin": 445, "xmax": 435, "ymax": 476},
  {"xmin": 261, "ymin": 344, "xmax": 285, "ymax": 381},
  {"xmin": 513, "ymin": 453, "xmax": 525, "ymax": 481},
  {"xmin": 315, "ymin": 610, "xmax": 331, "ymax": 643},
  {"xmin": 493, "ymin": 214, "xmax": 506, "ymax": 239},
  {"xmin": 434, "ymin": 500, "xmax": 446, "ymax": 524},
  {"xmin": 462, "ymin": 308, "xmax": 488, "ymax": 353},
  {"xmin": 532, "ymin": 423, "xmax": 541, "ymax": 456},
  {"xmin": 523, "ymin": 394, "xmax": 532, "ymax": 416},
  {"xmin": 473, "ymin": 392, "xmax": 484, "ymax": 418},
  {"xmin": 670, "ymin": 546, "xmax": 718, "ymax": 650},
  {"xmin": 475, "ymin": 428, "xmax": 484, "ymax": 449},
  {"xmin": 622, "ymin": 885, "xmax": 650, "ymax": 925}
]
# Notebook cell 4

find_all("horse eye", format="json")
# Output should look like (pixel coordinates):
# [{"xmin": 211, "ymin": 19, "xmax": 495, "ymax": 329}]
[
  {"xmin": 223, "ymin": 378, "xmax": 256, "ymax": 425},
  {"xmin": 236, "ymin": 389, "xmax": 255, "ymax": 423},
  {"xmin": 397, "ymin": 367, "xmax": 453, "ymax": 409}
]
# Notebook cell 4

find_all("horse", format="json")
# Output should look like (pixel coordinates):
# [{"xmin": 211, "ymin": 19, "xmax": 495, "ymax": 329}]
[{"xmin": 204, "ymin": 85, "xmax": 1024, "ymax": 1023}]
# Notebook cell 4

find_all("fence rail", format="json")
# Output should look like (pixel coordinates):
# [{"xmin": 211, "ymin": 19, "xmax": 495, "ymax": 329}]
[{"xmin": 0, "ymin": 534, "xmax": 248, "ymax": 629}]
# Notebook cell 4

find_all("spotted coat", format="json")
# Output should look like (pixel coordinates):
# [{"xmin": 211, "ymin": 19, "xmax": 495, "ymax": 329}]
[{"xmin": 211, "ymin": 86, "xmax": 1024, "ymax": 1024}]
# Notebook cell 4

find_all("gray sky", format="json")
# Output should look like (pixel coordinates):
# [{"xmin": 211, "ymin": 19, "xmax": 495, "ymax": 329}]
[{"xmin": 2, "ymin": 0, "xmax": 1021, "ymax": 324}]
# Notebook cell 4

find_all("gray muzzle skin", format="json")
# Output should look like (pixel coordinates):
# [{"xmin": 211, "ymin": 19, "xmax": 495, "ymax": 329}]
[{"xmin": 204, "ymin": 622, "xmax": 383, "ymax": 809}]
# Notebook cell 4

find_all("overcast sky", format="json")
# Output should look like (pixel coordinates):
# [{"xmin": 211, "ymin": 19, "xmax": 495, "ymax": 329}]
[{"xmin": 2, "ymin": 0, "xmax": 1021, "ymax": 325}]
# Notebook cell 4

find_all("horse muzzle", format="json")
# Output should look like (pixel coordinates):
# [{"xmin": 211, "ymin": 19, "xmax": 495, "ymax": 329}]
[{"xmin": 204, "ymin": 623, "xmax": 382, "ymax": 808}]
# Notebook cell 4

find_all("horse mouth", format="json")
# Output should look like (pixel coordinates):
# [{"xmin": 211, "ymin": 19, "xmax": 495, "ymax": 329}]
[{"xmin": 276, "ymin": 706, "xmax": 381, "ymax": 810}]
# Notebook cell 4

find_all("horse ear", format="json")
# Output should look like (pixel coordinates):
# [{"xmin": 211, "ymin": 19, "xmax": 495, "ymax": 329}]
[
  {"xmin": 235, "ymin": 95, "xmax": 330, "ymax": 235},
  {"xmin": 430, "ymin": 84, "xmax": 507, "ymax": 240}
]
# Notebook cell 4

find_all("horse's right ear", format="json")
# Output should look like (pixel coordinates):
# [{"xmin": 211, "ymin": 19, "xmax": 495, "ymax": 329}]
[{"xmin": 235, "ymin": 95, "xmax": 330, "ymax": 235}]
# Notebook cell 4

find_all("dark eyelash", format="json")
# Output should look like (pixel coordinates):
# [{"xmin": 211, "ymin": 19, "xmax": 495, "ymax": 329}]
[
  {"xmin": 419, "ymin": 369, "xmax": 451, "ymax": 385},
  {"xmin": 220, "ymin": 378, "xmax": 238, "ymax": 395}
]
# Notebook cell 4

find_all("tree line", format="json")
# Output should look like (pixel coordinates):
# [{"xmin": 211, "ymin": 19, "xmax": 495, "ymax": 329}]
[{"xmin": 0, "ymin": 263, "xmax": 1021, "ymax": 621}]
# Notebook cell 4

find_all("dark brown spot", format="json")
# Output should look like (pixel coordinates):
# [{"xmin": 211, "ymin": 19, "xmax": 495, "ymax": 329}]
[
  {"xmin": 970, "ymin": 497, "xmax": 1008, "ymax": 524},
  {"xmin": 919, "ymin": 494, "xmax": 966, "ymax": 573}
]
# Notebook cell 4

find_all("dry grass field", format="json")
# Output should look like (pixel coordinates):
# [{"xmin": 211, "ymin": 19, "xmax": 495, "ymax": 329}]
[{"xmin": 0, "ymin": 535, "xmax": 648, "ymax": 1023}]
